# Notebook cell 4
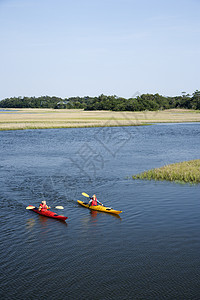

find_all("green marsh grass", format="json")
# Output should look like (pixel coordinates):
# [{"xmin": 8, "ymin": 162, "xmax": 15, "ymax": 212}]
[{"xmin": 132, "ymin": 159, "xmax": 200, "ymax": 184}]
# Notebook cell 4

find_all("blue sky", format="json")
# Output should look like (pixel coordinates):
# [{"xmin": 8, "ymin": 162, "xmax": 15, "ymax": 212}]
[{"xmin": 0, "ymin": 0, "xmax": 199, "ymax": 99}]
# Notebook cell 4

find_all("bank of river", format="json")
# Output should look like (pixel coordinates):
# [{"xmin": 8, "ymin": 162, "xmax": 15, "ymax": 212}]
[{"xmin": 1, "ymin": 108, "xmax": 200, "ymax": 130}]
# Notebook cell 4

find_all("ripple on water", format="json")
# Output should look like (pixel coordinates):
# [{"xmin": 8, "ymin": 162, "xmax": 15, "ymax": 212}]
[{"xmin": 1, "ymin": 125, "xmax": 200, "ymax": 299}]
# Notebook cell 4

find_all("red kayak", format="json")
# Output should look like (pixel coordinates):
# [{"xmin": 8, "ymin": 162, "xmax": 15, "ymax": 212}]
[{"xmin": 29, "ymin": 207, "xmax": 68, "ymax": 221}]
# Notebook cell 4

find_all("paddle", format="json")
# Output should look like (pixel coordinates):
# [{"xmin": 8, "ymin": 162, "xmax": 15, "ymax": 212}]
[
  {"xmin": 82, "ymin": 192, "xmax": 90, "ymax": 198},
  {"xmin": 26, "ymin": 205, "xmax": 64, "ymax": 210},
  {"xmin": 81, "ymin": 192, "xmax": 112, "ymax": 208}
]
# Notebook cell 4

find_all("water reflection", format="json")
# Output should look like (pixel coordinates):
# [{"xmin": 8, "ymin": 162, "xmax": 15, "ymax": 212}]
[
  {"xmin": 89, "ymin": 209, "xmax": 122, "ymax": 220},
  {"xmin": 26, "ymin": 213, "xmax": 68, "ymax": 231},
  {"xmin": 37, "ymin": 215, "xmax": 68, "ymax": 227},
  {"xmin": 38, "ymin": 215, "xmax": 50, "ymax": 227},
  {"xmin": 26, "ymin": 218, "xmax": 35, "ymax": 230},
  {"xmin": 90, "ymin": 210, "xmax": 98, "ymax": 218}
]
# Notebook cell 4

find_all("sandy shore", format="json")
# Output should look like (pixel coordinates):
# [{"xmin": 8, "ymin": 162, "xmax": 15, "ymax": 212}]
[{"xmin": 0, "ymin": 108, "xmax": 200, "ymax": 130}]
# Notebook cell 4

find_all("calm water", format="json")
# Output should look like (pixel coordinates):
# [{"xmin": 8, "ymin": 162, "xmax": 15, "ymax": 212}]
[{"xmin": 0, "ymin": 123, "xmax": 200, "ymax": 299}]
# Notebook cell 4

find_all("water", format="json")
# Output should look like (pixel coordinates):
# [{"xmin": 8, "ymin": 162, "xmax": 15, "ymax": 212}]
[
  {"xmin": 0, "ymin": 123, "xmax": 200, "ymax": 299},
  {"xmin": 0, "ymin": 109, "xmax": 20, "ymax": 112}
]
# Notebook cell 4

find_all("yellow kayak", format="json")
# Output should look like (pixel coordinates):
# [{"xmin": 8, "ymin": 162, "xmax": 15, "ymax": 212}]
[{"xmin": 77, "ymin": 200, "xmax": 122, "ymax": 215}]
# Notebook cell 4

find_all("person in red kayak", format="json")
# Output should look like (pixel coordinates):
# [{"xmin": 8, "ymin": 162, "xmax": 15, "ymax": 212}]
[
  {"xmin": 38, "ymin": 200, "xmax": 50, "ymax": 211},
  {"xmin": 89, "ymin": 194, "xmax": 103, "ymax": 206}
]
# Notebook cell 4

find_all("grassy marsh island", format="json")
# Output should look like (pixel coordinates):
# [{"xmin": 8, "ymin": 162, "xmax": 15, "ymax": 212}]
[
  {"xmin": 132, "ymin": 159, "xmax": 200, "ymax": 184},
  {"xmin": 1, "ymin": 108, "xmax": 200, "ymax": 131}
]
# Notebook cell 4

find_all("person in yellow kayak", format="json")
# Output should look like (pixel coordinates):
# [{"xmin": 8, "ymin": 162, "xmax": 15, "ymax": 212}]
[
  {"xmin": 38, "ymin": 200, "xmax": 51, "ymax": 212},
  {"xmin": 89, "ymin": 194, "xmax": 103, "ymax": 206}
]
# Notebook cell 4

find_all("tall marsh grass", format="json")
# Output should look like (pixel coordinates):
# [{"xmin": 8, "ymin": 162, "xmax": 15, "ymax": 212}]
[
  {"xmin": 1, "ymin": 108, "xmax": 200, "ymax": 131},
  {"xmin": 132, "ymin": 159, "xmax": 200, "ymax": 184}
]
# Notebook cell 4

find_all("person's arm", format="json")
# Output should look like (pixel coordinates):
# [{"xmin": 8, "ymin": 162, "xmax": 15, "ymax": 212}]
[{"xmin": 97, "ymin": 199, "xmax": 103, "ymax": 206}]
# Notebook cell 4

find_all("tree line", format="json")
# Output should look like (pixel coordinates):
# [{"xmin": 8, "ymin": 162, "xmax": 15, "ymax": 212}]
[{"xmin": 0, "ymin": 91, "xmax": 200, "ymax": 111}]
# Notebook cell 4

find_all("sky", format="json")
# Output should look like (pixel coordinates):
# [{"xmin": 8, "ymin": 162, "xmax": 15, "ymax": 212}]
[{"xmin": 0, "ymin": 0, "xmax": 200, "ymax": 99}]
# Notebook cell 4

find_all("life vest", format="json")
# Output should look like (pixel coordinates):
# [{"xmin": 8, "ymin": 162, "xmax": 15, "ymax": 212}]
[
  {"xmin": 91, "ymin": 198, "xmax": 97, "ymax": 206},
  {"xmin": 39, "ymin": 203, "xmax": 48, "ymax": 211}
]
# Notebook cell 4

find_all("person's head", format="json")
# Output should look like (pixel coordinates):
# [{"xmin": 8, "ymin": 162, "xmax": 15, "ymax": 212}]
[
  {"xmin": 42, "ymin": 200, "xmax": 46, "ymax": 205},
  {"xmin": 92, "ymin": 194, "xmax": 96, "ymax": 200}
]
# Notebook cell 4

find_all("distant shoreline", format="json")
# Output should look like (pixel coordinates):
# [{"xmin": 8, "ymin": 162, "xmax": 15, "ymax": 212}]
[{"xmin": 0, "ymin": 108, "xmax": 200, "ymax": 131}]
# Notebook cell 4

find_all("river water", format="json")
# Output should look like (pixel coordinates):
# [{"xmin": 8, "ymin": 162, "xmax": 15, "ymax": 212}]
[{"xmin": 0, "ymin": 123, "xmax": 200, "ymax": 299}]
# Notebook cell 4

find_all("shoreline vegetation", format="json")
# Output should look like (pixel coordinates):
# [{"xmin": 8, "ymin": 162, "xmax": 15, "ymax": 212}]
[
  {"xmin": 132, "ymin": 160, "xmax": 200, "ymax": 184},
  {"xmin": 0, "ymin": 108, "xmax": 200, "ymax": 131},
  {"xmin": 0, "ymin": 91, "xmax": 200, "ymax": 111}
]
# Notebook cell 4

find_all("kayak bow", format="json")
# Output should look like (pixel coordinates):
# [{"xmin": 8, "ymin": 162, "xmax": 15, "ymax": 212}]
[
  {"xmin": 77, "ymin": 200, "xmax": 122, "ymax": 215},
  {"xmin": 27, "ymin": 205, "xmax": 68, "ymax": 221}
]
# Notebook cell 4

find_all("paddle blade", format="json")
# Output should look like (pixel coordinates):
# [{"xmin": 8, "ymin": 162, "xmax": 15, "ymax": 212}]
[
  {"xmin": 26, "ymin": 205, "xmax": 35, "ymax": 210},
  {"xmin": 55, "ymin": 206, "xmax": 64, "ymax": 209},
  {"xmin": 82, "ymin": 192, "xmax": 90, "ymax": 198}
]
